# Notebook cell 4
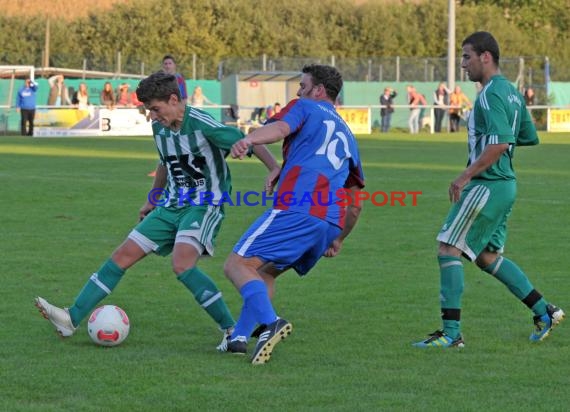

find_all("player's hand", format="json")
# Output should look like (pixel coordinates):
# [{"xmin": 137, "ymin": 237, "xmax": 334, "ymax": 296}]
[
  {"xmin": 139, "ymin": 202, "xmax": 155, "ymax": 222},
  {"xmin": 323, "ymin": 239, "xmax": 342, "ymax": 258},
  {"xmin": 449, "ymin": 175, "xmax": 470, "ymax": 203},
  {"xmin": 265, "ymin": 166, "xmax": 281, "ymax": 195},
  {"xmin": 231, "ymin": 138, "xmax": 251, "ymax": 160}
]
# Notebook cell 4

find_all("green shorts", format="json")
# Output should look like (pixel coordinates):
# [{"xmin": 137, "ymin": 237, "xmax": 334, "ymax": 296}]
[
  {"xmin": 128, "ymin": 205, "xmax": 225, "ymax": 257},
  {"xmin": 436, "ymin": 179, "xmax": 516, "ymax": 261}
]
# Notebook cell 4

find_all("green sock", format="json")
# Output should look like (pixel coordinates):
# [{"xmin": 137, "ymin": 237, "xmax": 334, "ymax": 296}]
[
  {"xmin": 68, "ymin": 259, "xmax": 125, "ymax": 327},
  {"xmin": 177, "ymin": 267, "xmax": 235, "ymax": 330},
  {"xmin": 482, "ymin": 256, "xmax": 547, "ymax": 315},
  {"xmin": 439, "ymin": 255, "xmax": 464, "ymax": 339}
]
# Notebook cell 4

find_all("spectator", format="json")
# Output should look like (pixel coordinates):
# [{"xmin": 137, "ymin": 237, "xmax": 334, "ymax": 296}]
[
  {"xmin": 266, "ymin": 102, "xmax": 281, "ymax": 120},
  {"xmin": 100, "ymin": 82, "xmax": 116, "ymax": 109},
  {"xmin": 131, "ymin": 89, "xmax": 143, "ymax": 108},
  {"xmin": 224, "ymin": 104, "xmax": 240, "ymax": 126},
  {"xmin": 433, "ymin": 82, "xmax": 450, "ymax": 133},
  {"xmin": 47, "ymin": 74, "xmax": 71, "ymax": 106},
  {"xmin": 418, "ymin": 92, "xmax": 429, "ymax": 130},
  {"xmin": 523, "ymin": 87, "xmax": 537, "ymax": 123},
  {"xmin": 72, "ymin": 82, "xmax": 90, "ymax": 109},
  {"xmin": 130, "ymin": 88, "xmax": 147, "ymax": 118},
  {"xmin": 16, "ymin": 78, "xmax": 38, "ymax": 136},
  {"xmin": 524, "ymin": 87, "xmax": 536, "ymax": 106},
  {"xmin": 380, "ymin": 87, "xmax": 397, "ymax": 133},
  {"xmin": 162, "ymin": 54, "xmax": 188, "ymax": 103},
  {"xmin": 116, "ymin": 83, "xmax": 134, "ymax": 107},
  {"xmin": 407, "ymin": 85, "xmax": 425, "ymax": 134},
  {"xmin": 190, "ymin": 86, "xmax": 214, "ymax": 107},
  {"xmin": 273, "ymin": 102, "xmax": 282, "ymax": 114},
  {"xmin": 449, "ymin": 85, "xmax": 471, "ymax": 132}
]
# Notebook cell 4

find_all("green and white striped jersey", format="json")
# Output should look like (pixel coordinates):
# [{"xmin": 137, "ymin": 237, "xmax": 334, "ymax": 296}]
[
  {"xmin": 152, "ymin": 106, "xmax": 244, "ymax": 208},
  {"xmin": 466, "ymin": 74, "xmax": 538, "ymax": 181}
]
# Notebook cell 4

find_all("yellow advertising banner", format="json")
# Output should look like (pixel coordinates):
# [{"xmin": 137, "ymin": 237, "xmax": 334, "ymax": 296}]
[
  {"xmin": 33, "ymin": 107, "xmax": 151, "ymax": 137},
  {"xmin": 35, "ymin": 108, "xmax": 93, "ymax": 128},
  {"xmin": 34, "ymin": 108, "xmax": 100, "ymax": 137},
  {"xmin": 336, "ymin": 107, "xmax": 371, "ymax": 134},
  {"xmin": 548, "ymin": 109, "xmax": 570, "ymax": 132}
]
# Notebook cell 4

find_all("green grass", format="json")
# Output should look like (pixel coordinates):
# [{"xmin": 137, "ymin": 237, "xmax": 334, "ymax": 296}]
[{"xmin": 1, "ymin": 132, "xmax": 569, "ymax": 411}]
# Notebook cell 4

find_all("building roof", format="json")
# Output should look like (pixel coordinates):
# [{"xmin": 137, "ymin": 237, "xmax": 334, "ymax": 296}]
[{"xmin": 237, "ymin": 71, "xmax": 301, "ymax": 82}]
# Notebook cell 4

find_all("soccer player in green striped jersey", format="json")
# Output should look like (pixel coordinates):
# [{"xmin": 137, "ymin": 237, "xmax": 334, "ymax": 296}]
[
  {"xmin": 414, "ymin": 31, "xmax": 564, "ymax": 348},
  {"xmin": 35, "ymin": 71, "xmax": 281, "ymax": 350}
]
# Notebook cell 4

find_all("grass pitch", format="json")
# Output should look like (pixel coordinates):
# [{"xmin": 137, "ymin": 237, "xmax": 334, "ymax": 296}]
[{"xmin": 1, "ymin": 132, "xmax": 569, "ymax": 411}]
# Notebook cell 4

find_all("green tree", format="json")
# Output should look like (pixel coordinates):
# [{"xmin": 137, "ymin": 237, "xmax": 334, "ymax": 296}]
[{"xmin": 0, "ymin": 0, "xmax": 569, "ymax": 81}]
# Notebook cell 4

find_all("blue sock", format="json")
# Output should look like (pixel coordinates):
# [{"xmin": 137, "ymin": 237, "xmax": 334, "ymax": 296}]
[
  {"xmin": 238, "ymin": 280, "xmax": 277, "ymax": 328},
  {"xmin": 230, "ymin": 301, "xmax": 257, "ymax": 341}
]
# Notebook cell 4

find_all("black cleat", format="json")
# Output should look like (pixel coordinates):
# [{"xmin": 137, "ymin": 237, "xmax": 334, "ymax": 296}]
[
  {"xmin": 251, "ymin": 318, "xmax": 293, "ymax": 365},
  {"xmin": 250, "ymin": 324, "xmax": 266, "ymax": 339},
  {"xmin": 227, "ymin": 337, "xmax": 247, "ymax": 355}
]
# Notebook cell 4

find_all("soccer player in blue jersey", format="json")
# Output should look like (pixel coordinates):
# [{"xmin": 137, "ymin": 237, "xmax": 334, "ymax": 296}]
[
  {"xmin": 413, "ymin": 32, "xmax": 564, "ymax": 348},
  {"xmin": 222, "ymin": 64, "xmax": 365, "ymax": 364},
  {"xmin": 35, "ymin": 71, "xmax": 280, "ymax": 350}
]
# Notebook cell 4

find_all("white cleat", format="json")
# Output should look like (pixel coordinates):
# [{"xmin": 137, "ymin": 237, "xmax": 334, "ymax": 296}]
[
  {"xmin": 35, "ymin": 296, "xmax": 77, "ymax": 337},
  {"xmin": 216, "ymin": 327, "xmax": 234, "ymax": 352}
]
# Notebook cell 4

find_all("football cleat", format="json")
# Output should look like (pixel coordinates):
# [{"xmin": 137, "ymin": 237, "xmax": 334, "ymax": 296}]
[
  {"xmin": 227, "ymin": 337, "xmax": 248, "ymax": 355},
  {"xmin": 35, "ymin": 296, "xmax": 77, "ymax": 337},
  {"xmin": 251, "ymin": 318, "xmax": 292, "ymax": 365},
  {"xmin": 216, "ymin": 328, "xmax": 232, "ymax": 352},
  {"xmin": 530, "ymin": 304, "xmax": 565, "ymax": 342},
  {"xmin": 250, "ymin": 324, "xmax": 266, "ymax": 339},
  {"xmin": 413, "ymin": 330, "xmax": 465, "ymax": 348}
]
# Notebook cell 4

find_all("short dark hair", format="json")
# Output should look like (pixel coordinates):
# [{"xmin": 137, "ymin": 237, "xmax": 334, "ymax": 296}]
[
  {"xmin": 136, "ymin": 71, "xmax": 181, "ymax": 103},
  {"xmin": 301, "ymin": 64, "xmax": 343, "ymax": 101},
  {"xmin": 462, "ymin": 31, "xmax": 500, "ymax": 65},
  {"xmin": 162, "ymin": 54, "xmax": 176, "ymax": 63}
]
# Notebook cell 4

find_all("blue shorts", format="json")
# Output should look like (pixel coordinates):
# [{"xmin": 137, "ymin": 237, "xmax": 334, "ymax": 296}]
[{"xmin": 233, "ymin": 209, "xmax": 342, "ymax": 276}]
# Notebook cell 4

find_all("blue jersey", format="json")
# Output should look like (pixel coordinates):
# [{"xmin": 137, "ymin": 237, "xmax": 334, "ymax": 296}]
[
  {"xmin": 175, "ymin": 73, "xmax": 188, "ymax": 100},
  {"xmin": 16, "ymin": 82, "xmax": 38, "ymax": 110},
  {"xmin": 272, "ymin": 99, "xmax": 365, "ymax": 228}
]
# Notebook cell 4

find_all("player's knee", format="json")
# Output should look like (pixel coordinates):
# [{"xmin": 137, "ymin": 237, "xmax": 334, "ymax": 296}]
[
  {"xmin": 475, "ymin": 251, "xmax": 499, "ymax": 269},
  {"xmin": 111, "ymin": 239, "xmax": 146, "ymax": 270},
  {"xmin": 437, "ymin": 242, "xmax": 462, "ymax": 257},
  {"xmin": 223, "ymin": 254, "xmax": 239, "ymax": 280},
  {"xmin": 172, "ymin": 259, "xmax": 194, "ymax": 276}
]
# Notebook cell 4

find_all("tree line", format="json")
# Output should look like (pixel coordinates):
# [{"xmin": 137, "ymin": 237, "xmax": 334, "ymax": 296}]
[{"xmin": 1, "ymin": 0, "xmax": 569, "ymax": 80}]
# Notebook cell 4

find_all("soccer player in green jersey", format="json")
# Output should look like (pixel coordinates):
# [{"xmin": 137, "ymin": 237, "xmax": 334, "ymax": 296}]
[
  {"xmin": 414, "ymin": 31, "xmax": 564, "ymax": 348},
  {"xmin": 35, "ymin": 71, "xmax": 281, "ymax": 350}
]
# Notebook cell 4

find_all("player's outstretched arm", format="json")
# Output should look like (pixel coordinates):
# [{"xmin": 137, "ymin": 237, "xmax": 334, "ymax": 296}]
[{"xmin": 231, "ymin": 121, "xmax": 290, "ymax": 159}]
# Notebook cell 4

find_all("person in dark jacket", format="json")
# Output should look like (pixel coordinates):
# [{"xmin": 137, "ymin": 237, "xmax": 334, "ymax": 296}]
[{"xmin": 380, "ymin": 87, "xmax": 397, "ymax": 132}]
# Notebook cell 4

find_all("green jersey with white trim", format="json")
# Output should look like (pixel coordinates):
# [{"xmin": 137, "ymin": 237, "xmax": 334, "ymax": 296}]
[
  {"xmin": 466, "ymin": 74, "xmax": 538, "ymax": 181},
  {"xmin": 152, "ymin": 105, "xmax": 244, "ymax": 208}
]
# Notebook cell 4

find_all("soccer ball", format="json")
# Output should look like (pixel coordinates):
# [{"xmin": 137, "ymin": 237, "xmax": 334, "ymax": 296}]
[{"xmin": 87, "ymin": 305, "xmax": 130, "ymax": 347}]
